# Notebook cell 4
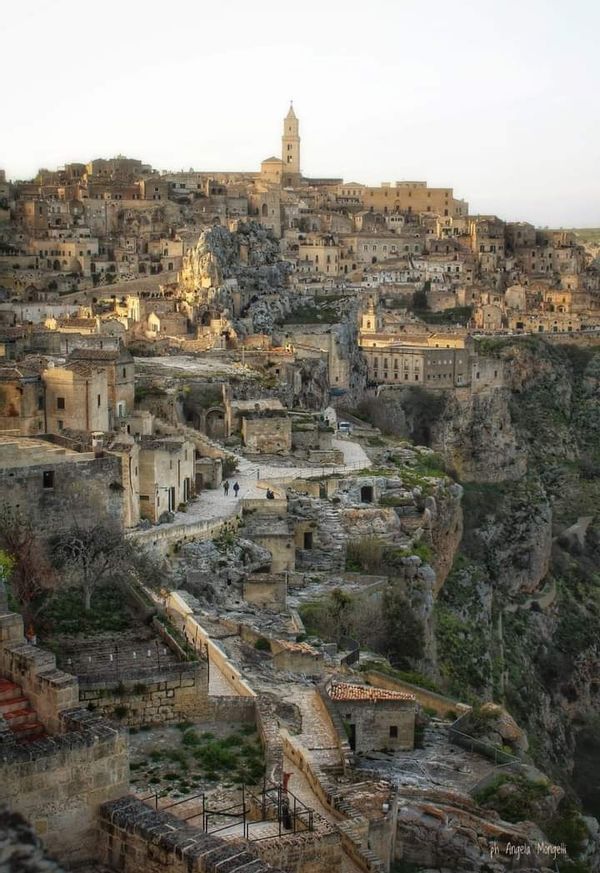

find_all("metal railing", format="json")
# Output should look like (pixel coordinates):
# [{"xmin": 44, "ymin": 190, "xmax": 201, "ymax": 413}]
[{"xmin": 141, "ymin": 779, "xmax": 315, "ymax": 842}]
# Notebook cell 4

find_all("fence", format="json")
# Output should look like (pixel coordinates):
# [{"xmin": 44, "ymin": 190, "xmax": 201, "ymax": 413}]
[{"xmin": 141, "ymin": 779, "xmax": 315, "ymax": 842}]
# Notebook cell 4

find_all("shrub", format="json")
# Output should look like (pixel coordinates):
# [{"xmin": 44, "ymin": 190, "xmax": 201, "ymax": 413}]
[
  {"xmin": 113, "ymin": 705, "xmax": 128, "ymax": 720},
  {"xmin": 474, "ymin": 774, "xmax": 550, "ymax": 823},
  {"xmin": 546, "ymin": 803, "xmax": 589, "ymax": 857},
  {"xmin": 346, "ymin": 536, "xmax": 384, "ymax": 574},
  {"xmin": 182, "ymin": 730, "xmax": 201, "ymax": 747},
  {"xmin": 254, "ymin": 636, "xmax": 271, "ymax": 652}
]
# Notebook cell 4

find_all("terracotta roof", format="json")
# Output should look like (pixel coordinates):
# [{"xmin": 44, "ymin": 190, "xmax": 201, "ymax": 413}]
[{"xmin": 328, "ymin": 681, "xmax": 415, "ymax": 704}]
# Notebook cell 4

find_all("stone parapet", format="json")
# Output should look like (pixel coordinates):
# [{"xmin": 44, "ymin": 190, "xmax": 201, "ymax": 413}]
[
  {"xmin": 98, "ymin": 796, "xmax": 285, "ymax": 873},
  {"xmin": 1, "ymin": 708, "xmax": 128, "ymax": 863},
  {"xmin": 0, "ymin": 635, "xmax": 79, "ymax": 734}
]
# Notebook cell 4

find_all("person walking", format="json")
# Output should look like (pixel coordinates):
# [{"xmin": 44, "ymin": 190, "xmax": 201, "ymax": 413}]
[
  {"xmin": 233, "ymin": 481, "xmax": 240, "ymax": 497},
  {"xmin": 223, "ymin": 480, "xmax": 230, "ymax": 496}
]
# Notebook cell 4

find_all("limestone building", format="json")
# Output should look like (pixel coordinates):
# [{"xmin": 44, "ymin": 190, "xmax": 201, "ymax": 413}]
[
  {"xmin": 327, "ymin": 680, "xmax": 416, "ymax": 753},
  {"xmin": 42, "ymin": 362, "xmax": 109, "ymax": 434},
  {"xmin": 138, "ymin": 436, "xmax": 195, "ymax": 521}
]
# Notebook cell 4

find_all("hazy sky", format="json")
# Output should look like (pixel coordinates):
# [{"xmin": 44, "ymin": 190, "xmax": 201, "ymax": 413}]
[{"xmin": 4, "ymin": 0, "xmax": 600, "ymax": 226}]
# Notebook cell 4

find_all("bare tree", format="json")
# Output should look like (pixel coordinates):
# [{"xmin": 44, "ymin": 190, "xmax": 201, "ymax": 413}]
[{"xmin": 51, "ymin": 519, "xmax": 164, "ymax": 612}]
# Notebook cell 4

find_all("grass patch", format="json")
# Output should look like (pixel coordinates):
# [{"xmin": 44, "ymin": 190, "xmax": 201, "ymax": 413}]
[
  {"xmin": 41, "ymin": 582, "xmax": 133, "ymax": 636},
  {"xmin": 359, "ymin": 659, "xmax": 441, "ymax": 693}
]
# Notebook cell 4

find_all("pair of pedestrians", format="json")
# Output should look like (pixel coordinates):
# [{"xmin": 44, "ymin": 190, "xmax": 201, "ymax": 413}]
[{"xmin": 223, "ymin": 480, "xmax": 240, "ymax": 497}]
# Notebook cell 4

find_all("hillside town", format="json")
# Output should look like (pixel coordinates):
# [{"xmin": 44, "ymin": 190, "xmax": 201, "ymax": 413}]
[{"xmin": 1, "ymin": 106, "xmax": 600, "ymax": 873}]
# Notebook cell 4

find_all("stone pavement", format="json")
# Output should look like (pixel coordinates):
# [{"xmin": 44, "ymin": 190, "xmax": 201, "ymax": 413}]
[
  {"xmin": 142, "ymin": 436, "xmax": 371, "ymax": 535},
  {"xmin": 282, "ymin": 687, "xmax": 342, "ymax": 770}
]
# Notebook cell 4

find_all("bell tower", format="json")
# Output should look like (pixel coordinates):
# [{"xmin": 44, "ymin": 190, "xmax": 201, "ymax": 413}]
[{"xmin": 281, "ymin": 102, "xmax": 301, "ymax": 184}]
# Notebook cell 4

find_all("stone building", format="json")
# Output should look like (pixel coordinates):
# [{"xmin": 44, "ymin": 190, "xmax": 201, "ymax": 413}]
[
  {"xmin": 67, "ymin": 345, "xmax": 135, "ymax": 424},
  {"xmin": 242, "ymin": 412, "xmax": 292, "ymax": 455},
  {"xmin": 42, "ymin": 362, "xmax": 109, "ymax": 434},
  {"xmin": 338, "ymin": 180, "xmax": 467, "ymax": 219},
  {"xmin": 327, "ymin": 680, "xmax": 416, "ymax": 753},
  {"xmin": 362, "ymin": 343, "xmax": 471, "ymax": 388},
  {"xmin": 0, "ymin": 435, "xmax": 128, "ymax": 535},
  {"xmin": 0, "ymin": 363, "xmax": 45, "ymax": 435},
  {"xmin": 138, "ymin": 436, "xmax": 195, "ymax": 522}
]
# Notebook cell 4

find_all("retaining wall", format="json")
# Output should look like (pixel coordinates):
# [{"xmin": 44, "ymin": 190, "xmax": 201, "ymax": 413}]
[
  {"xmin": 79, "ymin": 662, "xmax": 209, "ymax": 727},
  {"xmin": 127, "ymin": 514, "xmax": 240, "ymax": 553},
  {"xmin": 363, "ymin": 670, "xmax": 471, "ymax": 719},
  {"xmin": 166, "ymin": 591, "xmax": 256, "ymax": 699}
]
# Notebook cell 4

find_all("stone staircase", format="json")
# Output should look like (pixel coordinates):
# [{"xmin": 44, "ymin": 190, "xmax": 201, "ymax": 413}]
[
  {"xmin": 0, "ymin": 678, "xmax": 45, "ymax": 742},
  {"xmin": 290, "ymin": 497, "xmax": 347, "ymax": 573}
]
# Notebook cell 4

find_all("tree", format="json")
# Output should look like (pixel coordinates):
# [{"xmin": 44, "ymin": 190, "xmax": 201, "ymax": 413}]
[
  {"xmin": 411, "ymin": 284, "xmax": 430, "ymax": 311},
  {"xmin": 0, "ymin": 505, "xmax": 57, "ymax": 616},
  {"xmin": 50, "ymin": 519, "xmax": 164, "ymax": 611},
  {"xmin": 382, "ymin": 586, "xmax": 425, "ymax": 667}
]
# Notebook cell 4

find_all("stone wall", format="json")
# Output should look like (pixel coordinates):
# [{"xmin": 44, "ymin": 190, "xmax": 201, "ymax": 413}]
[
  {"xmin": 165, "ymin": 591, "xmax": 256, "ymax": 699},
  {"xmin": 242, "ymin": 497, "xmax": 289, "ymax": 515},
  {"xmin": 127, "ymin": 513, "xmax": 241, "ymax": 554},
  {"xmin": 251, "ymin": 825, "xmax": 342, "ymax": 873},
  {"xmin": 242, "ymin": 416, "xmax": 292, "ymax": 455},
  {"xmin": 97, "ymin": 796, "xmax": 284, "ymax": 873},
  {"xmin": 281, "ymin": 732, "xmax": 385, "ymax": 873},
  {"xmin": 79, "ymin": 662, "xmax": 210, "ymax": 727},
  {"xmin": 363, "ymin": 670, "xmax": 471, "ymax": 719},
  {"xmin": 243, "ymin": 573, "xmax": 287, "ymax": 610},
  {"xmin": 0, "ymin": 807, "xmax": 69, "ymax": 873},
  {"xmin": 1, "ymin": 709, "xmax": 128, "ymax": 864},
  {"xmin": 0, "ymin": 613, "xmax": 79, "ymax": 734}
]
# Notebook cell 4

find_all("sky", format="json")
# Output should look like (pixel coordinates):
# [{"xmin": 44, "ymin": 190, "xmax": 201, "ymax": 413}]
[{"xmin": 4, "ymin": 0, "xmax": 600, "ymax": 227}]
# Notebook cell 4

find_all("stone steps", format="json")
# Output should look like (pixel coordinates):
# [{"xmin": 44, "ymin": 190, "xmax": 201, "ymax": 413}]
[{"xmin": 0, "ymin": 678, "xmax": 46, "ymax": 742}]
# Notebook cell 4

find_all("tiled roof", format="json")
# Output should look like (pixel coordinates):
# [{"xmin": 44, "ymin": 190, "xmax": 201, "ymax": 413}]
[
  {"xmin": 328, "ymin": 681, "xmax": 415, "ymax": 704},
  {"xmin": 68, "ymin": 348, "xmax": 120, "ymax": 362}
]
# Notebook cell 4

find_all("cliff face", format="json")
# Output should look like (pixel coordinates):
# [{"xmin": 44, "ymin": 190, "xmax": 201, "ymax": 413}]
[
  {"xmin": 428, "ymin": 338, "xmax": 600, "ymax": 830},
  {"xmin": 432, "ymin": 387, "xmax": 526, "ymax": 482},
  {"xmin": 177, "ymin": 221, "xmax": 292, "ymax": 333}
]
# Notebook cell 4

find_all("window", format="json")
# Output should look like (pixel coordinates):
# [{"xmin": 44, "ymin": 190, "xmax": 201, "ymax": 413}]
[
  {"xmin": 122, "ymin": 367, "xmax": 126, "ymax": 378},
  {"xmin": 57, "ymin": 397, "xmax": 65, "ymax": 410},
  {"xmin": 389, "ymin": 725, "xmax": 398, "ymax": 739},
  {"xmin": 97, "ymin": 394, "xmax": 101, "ymax": 407},
  {"xmin": 43, "ymin": 470, "xmax": 54, "ymax": 489},
  {"xmin": 57, "ymin": 420, "xmax": 63, "ymax": 430}
]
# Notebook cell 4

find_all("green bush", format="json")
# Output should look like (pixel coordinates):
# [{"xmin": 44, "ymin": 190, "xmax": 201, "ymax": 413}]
[
  {"xmin": 254, "ymin": 636, "xmax": 271, "ymax": 651},
  {"xmin": 474, "ymin": 774, "xmax": 549, "ymax": 823},
  {"xmin": 546, "ymin": 803, "xmax": 589, "ymax": 857}
]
